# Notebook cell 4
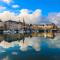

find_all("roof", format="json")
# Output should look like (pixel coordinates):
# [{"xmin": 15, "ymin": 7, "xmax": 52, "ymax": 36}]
[{"xmin": 5, "ymin": 20, "xmax": 17, "ymax": 23}]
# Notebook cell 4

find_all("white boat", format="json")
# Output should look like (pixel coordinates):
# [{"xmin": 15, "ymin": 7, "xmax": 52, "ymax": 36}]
[
  {"xmin": 3, "ymin": 30, "xmax": 16, "ymax": 34},
  {"xmin": 3, "ymin": 30, "xmax": 11, "ymax": 34},
  {"xmin": 18, "ymin": 30, "xmax": 24, "ymax": 34}
]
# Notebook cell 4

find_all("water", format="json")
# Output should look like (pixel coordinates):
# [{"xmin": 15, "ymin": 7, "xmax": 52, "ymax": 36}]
[{"xmin": 0, "ymin": 32, "xmax": 60, "ymax": 60}]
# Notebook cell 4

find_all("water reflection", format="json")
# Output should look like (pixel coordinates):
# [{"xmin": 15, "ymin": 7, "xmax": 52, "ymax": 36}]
[
  {"xmin": 0, "ymin": 32, "xmax": 60, "ymax": 60},
  {"xmin": 0, "ymin": 32, "xmax": 58, "ymax": 51},
  {"xmin": 47, "ymin": 33, "xmax": 60, "ymax": 48},
  {"xmin": 0, "ymin": 32, "xmax": 55, "ymax": 42}
]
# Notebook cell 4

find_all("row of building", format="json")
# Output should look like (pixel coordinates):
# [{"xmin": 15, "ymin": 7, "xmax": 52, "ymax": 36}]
[
  {"xmin": 0, "ymin": 19, "xmax": 29, "ymax": 30},
  {"xmin": 0, "ymin": 19, "xmax": 58, "ymax": 31},
  {"xmin": 31, "ymin": 23, "xmax": 57, "ymax": 30}
]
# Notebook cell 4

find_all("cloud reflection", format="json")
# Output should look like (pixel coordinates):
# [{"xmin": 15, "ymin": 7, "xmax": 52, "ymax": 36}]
[
  {"xmin": 2, "ymin": 56, "xmax": 9, "ymax": 60},
  {"xmin": 0, "ymin": 37, "xmax": 41, "ymax": 51},
  {"xmin": 47, "ymin": 33, "xmax": 60, "ymax": 48},
  {"xmin": 0, "ymin": 33, "xmax": 60, "ymax": 52}
]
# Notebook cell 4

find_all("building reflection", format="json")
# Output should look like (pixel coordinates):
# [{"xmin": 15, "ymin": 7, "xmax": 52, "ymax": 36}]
[
  {"xmin": 0, "ymin": 32, "xmax": 55, "ymax": 42},
  {"xmin": 0, "ymin": 32, "xmax": 59, "ymax": 51}
]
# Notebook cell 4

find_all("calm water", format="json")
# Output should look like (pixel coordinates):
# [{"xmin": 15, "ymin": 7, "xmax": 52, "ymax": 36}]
[{"xmin": 0, "ymin": 32, "xmax": 60, "ymax": 60}]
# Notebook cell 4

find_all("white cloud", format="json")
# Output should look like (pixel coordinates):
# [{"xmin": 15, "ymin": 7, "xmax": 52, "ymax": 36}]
[
  {"xmin": 0, "ymin": 6, "xmax": 6, "ymax": 10},
  {"xmin": 33, "ymin": 9, "xmax": 41, "ymax": 17},
  {"xmin": 18, "ymin": 9, "xmax": 42, "ymax": 24},
  {"xmin": 48, "ymin": 12, "xmax": 60, "ymax": 26},
  {"xmin": 12, "ymin": 5, "xmax": 20, "ymax": 8},
  {"xmin": 0, "ymin": 11, "xmax": 16, "ymax": 21},
  {"xmin": 0, "ymin": 9, "xmax": 42, "ymax": 24},
  {"xmin": 20, "ymin": 9, "xmax": 32, "ymax": 14},
  {"xmin": 3, "ymin": 0, "xmax": 12, "ymax": 4}
]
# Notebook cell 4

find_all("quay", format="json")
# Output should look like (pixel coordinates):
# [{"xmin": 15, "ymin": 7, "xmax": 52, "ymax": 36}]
[{"xmin": 0, "ymin": 29, "xmax": 58, "ymax": 34}]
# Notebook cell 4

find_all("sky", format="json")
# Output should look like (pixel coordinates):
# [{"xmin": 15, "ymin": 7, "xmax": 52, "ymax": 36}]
[
  {"xmin": 0, "ymin": 0, "xmax": 60, "ymax": 25},
  {"xmin": 0, "ymin": 0, "xmax": 60, "ymax": 15}
]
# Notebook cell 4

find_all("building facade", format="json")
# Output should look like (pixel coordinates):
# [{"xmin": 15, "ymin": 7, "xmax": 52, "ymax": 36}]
[{"xmin": 0, "ymin": 20, "xmax": 5, "ymax": 30}]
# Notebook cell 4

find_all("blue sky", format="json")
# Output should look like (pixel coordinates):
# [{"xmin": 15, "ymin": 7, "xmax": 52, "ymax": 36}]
[
  {"xmin": 0, "ymin": 0, "xmax": 60, "ymax": 16},
  {"xmin": 0, "ymin": 0, "xmax": 60, "ymax": 25}
]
